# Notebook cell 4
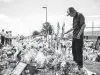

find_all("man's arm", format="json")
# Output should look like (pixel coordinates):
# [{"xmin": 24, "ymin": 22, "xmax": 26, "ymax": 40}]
[
  {"xmin": 77, "ymin": 13, "xmax": 86, "ymax": 39},
  {"xmin": 77, "ymin": 24, "xmax": 86, "ymax": 39},
  {"xmin": 65, "ymin": 28, "xmax": 73, "ymax": 34}
]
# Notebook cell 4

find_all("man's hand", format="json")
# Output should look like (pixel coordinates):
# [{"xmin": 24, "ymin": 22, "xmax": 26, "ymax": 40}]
[
  {"xmin": 65, "ymin": 31, "xmax": 68, "ymax": 34},
  {"xmin": 77, "ymin": 24, "xmax": 86, "ymax": 39},
  {"xmin": 65, "ymin": 28, "xmax": 73, "ymax": 34}
]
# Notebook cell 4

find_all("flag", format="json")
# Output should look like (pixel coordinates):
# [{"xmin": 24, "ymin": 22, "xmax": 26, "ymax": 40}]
[
  {"xmin": 61, "ymin": 22, "xmax": 65, "ymax": 39},
  {"xmin": 57, "ymin": 22, "xmax": 60, "ymax": 36}
]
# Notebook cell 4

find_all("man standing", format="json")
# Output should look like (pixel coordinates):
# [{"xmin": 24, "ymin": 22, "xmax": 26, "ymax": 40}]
[
  {"xmin": 65, "ymin": 7, "xmax": 86, "ymax": 70},
  {"xmin": 9, "ymin": 31, "xmax": 12, "ymax": 45},
  {"xmin": 0, "ymin": 29, "xmax": 5, "ymax": 45},
  {"xmin": 5, "ymin": 31, "xmax": 9, "ymax": 45}
]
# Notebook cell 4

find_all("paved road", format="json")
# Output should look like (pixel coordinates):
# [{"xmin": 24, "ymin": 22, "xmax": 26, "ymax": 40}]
[{"xmin": 84, "ymin": 60, "xmax": 100, "ymax": 75}]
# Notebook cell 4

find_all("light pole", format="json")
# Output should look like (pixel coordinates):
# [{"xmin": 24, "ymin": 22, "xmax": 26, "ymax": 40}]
[
  {"xmin": 43, "ymin": 7, "xmax": 48, "ymax": 41},
  {"xmin": 43, "ymin": 7, "xmax": 51, "ymax": 48},
  {"xmin": 42, "ymin": 7, "xmax": 47, "ymax": 24}
]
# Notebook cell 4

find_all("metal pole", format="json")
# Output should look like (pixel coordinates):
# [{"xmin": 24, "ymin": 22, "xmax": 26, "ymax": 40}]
[
  {"xmin": 46, "ymin": 7, "xmax": 47, "ymax": 24},
  {"xmin": 43, "ymin": 7, "xmax": 47, "ymax": 23},
  {"xmin": 43, "ymin": 7, "xmax": 48, "ymax": 41},
  {"xmin": 92, "ymin": 21, "xmax": 94, "ymax": 40}
]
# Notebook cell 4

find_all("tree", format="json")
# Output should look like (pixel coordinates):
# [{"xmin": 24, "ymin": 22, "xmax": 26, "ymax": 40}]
[
  {"xmin": 32, "ymin": 30, "xmax": 40, "ymax": 36},
  {"xmin": 41, "ymin": 22, "xmax": 53, "ymax": 35}
]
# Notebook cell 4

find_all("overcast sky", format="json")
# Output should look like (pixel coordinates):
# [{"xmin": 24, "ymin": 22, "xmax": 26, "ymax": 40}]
[{"xmin": 0, "ymin": 0, "xmax": 100, "ymax": 36}]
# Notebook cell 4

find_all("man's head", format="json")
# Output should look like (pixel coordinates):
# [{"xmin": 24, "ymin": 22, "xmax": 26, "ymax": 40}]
[
  {"xmin": 9, "ymin": 31, "xmax": 12, "ymax": 33},
  {"xmin": 67, "ymin": 7, "xmax": 77, "ymax": 17},
  {"xmin": 6, "ymin": 31, "xmax": 8, "ymax": 33},
  {"xmin": 2, "ymin": 29, "xmax": 4, "ymax": 32}
]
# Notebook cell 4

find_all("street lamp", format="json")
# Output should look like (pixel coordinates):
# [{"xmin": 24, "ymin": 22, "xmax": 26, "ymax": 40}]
[
  {"xmin": 43, "ymin": 7, "xmax": 50, "ymax": 46},
  {"xmin": 42, "ymin": 7, "xmax": 48, "ymax": 35},
  {"xmin": 42, "ymin": 7, "xmax": 47, "ymax": 23}
]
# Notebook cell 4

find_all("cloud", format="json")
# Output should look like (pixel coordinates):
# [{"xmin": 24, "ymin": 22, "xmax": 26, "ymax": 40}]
[
  {"xmin": 0, "ymin": 0, "xmax": 13, "ymax": 2},
  {"xmin": 0, "ymin": 14, "xmax": 20, "ymax": 23},
  {"xmin": 86, "ymin": 20, "xmax": 100, "ymax": 27},
  {"xmin": 86, "ymin": 15, "xmax": 100, "ymax": 27},
  {"xmin": 86, "ymin": 15, "xmax": 100, "ymax": 18},
  {"xmin": 21, "ymin": 14, "xmax": 73, "ymax": 35},
  {"xmin": 0, "ymin": 14, "xmax": 22, "ymax": 36},
  {"xmin": 48, "ymin": 15, "xmax": 73, "ymax": 31},
  {"xmin": 85, "ymin": 19, "xmax": 100, "ymax": 32}
]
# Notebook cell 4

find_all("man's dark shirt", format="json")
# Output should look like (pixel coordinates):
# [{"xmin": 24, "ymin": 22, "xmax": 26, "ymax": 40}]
[{"xmin": 73, "ymin": 12, "xmax": 85, "ymax": 39}]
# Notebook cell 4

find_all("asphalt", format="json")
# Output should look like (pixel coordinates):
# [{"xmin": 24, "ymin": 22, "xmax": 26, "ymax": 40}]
[{"xmin": 84, "ymin": 60, "xmax": 100, "ymax": 75}]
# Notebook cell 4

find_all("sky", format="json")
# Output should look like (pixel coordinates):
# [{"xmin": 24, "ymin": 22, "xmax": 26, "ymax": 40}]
[{"xmin": 0, "ymin": 0, "xmax": 100, "ymax": 36}]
